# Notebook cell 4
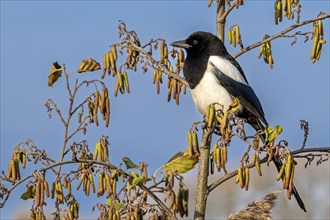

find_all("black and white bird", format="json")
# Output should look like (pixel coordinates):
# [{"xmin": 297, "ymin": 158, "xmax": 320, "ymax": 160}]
[{"xmin": 171, "ymin": 31, "xmax": 306, "ymax": 212}]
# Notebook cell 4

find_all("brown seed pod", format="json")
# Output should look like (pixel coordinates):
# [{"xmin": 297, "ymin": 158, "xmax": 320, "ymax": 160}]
[
  {"xmin": 40, "ymin": 178, "xmax": 45, "ymax": 206},
  {"xmin": 187, "ymin": 131, "xmax": 193, "ymax": 157},
  {"xmin": 276, "ymin": 163, "xmax": 285, "ymax": 181},
  {"xmin": 237, "ymin": 168, "xmax": 244, "ymax": 188},
  {"xmin": 51, "ymin": 182, "xmax": 55, "ymax": 199},
  {"xmin": 111, "ymin": 46, "xmax": 117, "ymax": 61},
  {"xmin": 123, "ymin": 71, "xmax": 130, "ymax": 93},
  {"xmin": 167, "ymin": 78, "xmax": 173, "ymax": 102},
  {"xmin": 112, "ymin": 177, "xmax": 117, "ymax": 195},
  {"xmin": 216, "ymin": 147, "xmax": 221, "ymax": 172},
  {"xmin": 7, "ymin": 159, "xmax": 13, "ymax": 180},
  {"xmin": 210, "ymin": 153, "xmax": 215, "ymax": 175},
  {"xmin": 178, "ymin": 48, "xmax": 184, "ymax": 63},
  {"xmin": 255, "ymin": 155, "xmax": 262, "ymax": 176},
  {"xmin": 221, "ymin": 146, "xmax": 227, "ymax": 165},
  {"xmin": 44, "ymin": 180, "xmax": 50, "ymax": 198},
  {"xmin": 105, "ymin": 98, "xmax": 110, "ymax": 127},
  {"xmin": 102, "ymin": 53, "xmax": 107, "ymax": 79},
  {"xmin": 67, "ymin": 180, "xmax": 72, "ymax": 197},
  {"xmin": 287, "ymin": 163, "xmax": 295, "ymax": 200},
  {"xmin": 244, "ymin": 167, "xmax": 250, "ymax": 191},
  {"xmin": 35, "ymin": 180, "xmax": 41, "ymax": 207},
  {"xmin": 172, "ymin": 79, "xmax": 177, "ymax": 100},
  {"xmin": 284, "ymin": 155, "xmax": 292, "ymax": 190},
  {"xmin": 176, "ymin": 188, "xmax": 184, "ymax": 217},
  {"xmin": 192, "ymin": 131, "xmax": 200, "ymax": 155},
  {"xmin": 208, "ymin": 0, "xmax": 213, "ymax": 7},
  {"xmin": 12, "ymin": 159, "xmax": 18, "ymax": 181},
  {"xmin": 207, "ymin": 105, "xmax": 215, "ymax": 127},
  {"xmin": 97, "ymin": 173, "xmax": 104, "ymax": 197},
  {"xmin": 105, "ymin": 173, "xmax": 113, "ymax": 198},
  {"xmin": 30, "ymin": 209, "xmax": 36, "ymax": 220},
  {"xmin": 109, "ymin": 52, "xmax": 116, "ymax": 74},
  {"xmin": 55, "ymin": 180, "xmax": 64, "ymax": 204}
]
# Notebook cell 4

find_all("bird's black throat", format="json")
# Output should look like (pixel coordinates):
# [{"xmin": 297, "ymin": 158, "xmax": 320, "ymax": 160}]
[{"xmin": 183, "ymin": 53, "xmax": 209, "ymax": 89}]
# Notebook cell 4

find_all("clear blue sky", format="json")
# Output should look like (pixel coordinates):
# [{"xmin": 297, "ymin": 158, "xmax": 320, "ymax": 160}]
[{"xmin": 1, "ymin": 1, "xmax": 329, "ymax": 219}]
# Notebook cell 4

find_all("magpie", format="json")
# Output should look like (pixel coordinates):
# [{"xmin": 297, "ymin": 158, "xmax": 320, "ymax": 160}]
[{"xmin": 171, "ymin": 31, "xmax": 306, "ymax": 212}]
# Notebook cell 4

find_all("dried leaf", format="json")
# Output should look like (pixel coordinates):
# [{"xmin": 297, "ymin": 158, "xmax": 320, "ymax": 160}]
[
  {"xmin": 78, "ymin": 58, "xmax": 101, "ymax": 73},
  {"xmin": 48, "ymin": 62, "xmax": 62, "ymax": 87}
]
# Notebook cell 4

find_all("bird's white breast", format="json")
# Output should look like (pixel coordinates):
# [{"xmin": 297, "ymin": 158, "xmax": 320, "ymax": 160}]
[
  {"xmin": 190, "ymin": 56, "xmax": 246, "ymax": 115},
  {"xmin": 190, "ymin": 70, "xmax": 235, "ymax": 115}
]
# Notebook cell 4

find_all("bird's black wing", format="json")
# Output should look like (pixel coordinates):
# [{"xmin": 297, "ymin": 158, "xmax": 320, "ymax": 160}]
[{"xmin": 212, "ymin": 65, "xmax": 268, "ymax": 126}]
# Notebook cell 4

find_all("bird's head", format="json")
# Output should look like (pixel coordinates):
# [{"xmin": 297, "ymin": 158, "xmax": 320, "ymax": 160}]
[{"xmin": 170, "ymin": 31, "xmax": 227, "ymax": 56}]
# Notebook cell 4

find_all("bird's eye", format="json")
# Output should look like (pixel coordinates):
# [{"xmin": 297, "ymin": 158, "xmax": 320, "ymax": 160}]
[{"xmin": 193, "ymin": 40, "xmax": 198, "ymax": 45}]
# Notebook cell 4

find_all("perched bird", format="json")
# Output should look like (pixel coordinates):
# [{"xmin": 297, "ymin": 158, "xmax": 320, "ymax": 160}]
[{"xmin": 171, "ymin": 31, "xmax": 306, "ymax": 212}]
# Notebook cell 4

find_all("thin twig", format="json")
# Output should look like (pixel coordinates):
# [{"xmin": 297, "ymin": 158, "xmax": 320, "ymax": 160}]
[{"xmin": 46, "ymin": 99, "xmax": 66, "ymax": 125}]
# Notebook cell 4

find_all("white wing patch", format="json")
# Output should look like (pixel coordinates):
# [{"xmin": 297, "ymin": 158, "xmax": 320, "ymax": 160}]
[{"xmin": 209, "ymin": 56, "xmax": 248, "ymax": 85}]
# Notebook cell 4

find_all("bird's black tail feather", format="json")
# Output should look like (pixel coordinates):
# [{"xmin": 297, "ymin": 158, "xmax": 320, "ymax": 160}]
[
  {"xmin": 272, "ymin": 156, "xmax": 306, "ymax": 212},
  {"xmin": 248, "ymin": 116, "xmax": 307, "ymax": 212}
]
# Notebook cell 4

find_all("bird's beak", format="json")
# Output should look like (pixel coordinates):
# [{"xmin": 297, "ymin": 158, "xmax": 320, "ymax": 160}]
[{"xmin": 170, "ymin": 40, "xmax": 191, "ymax": 49}]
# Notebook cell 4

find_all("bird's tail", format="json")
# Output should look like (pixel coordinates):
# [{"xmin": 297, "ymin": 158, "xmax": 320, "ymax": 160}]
[{"xmin": 249, "ymin": 117, "xmax": 307, "ymax": 212}]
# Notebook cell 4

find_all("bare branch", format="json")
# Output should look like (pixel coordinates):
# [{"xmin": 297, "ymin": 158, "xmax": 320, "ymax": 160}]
[
  {"xmin": 194, "ymin": 127, "xmax": 213, "ymax": 220},
  {"xmin": 233, "ymin": 14, "xmax": 330, "ymax": 58},
  {"xmin": 208, "ymin": 146, "xmax": 330, "ymax": 193}
]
